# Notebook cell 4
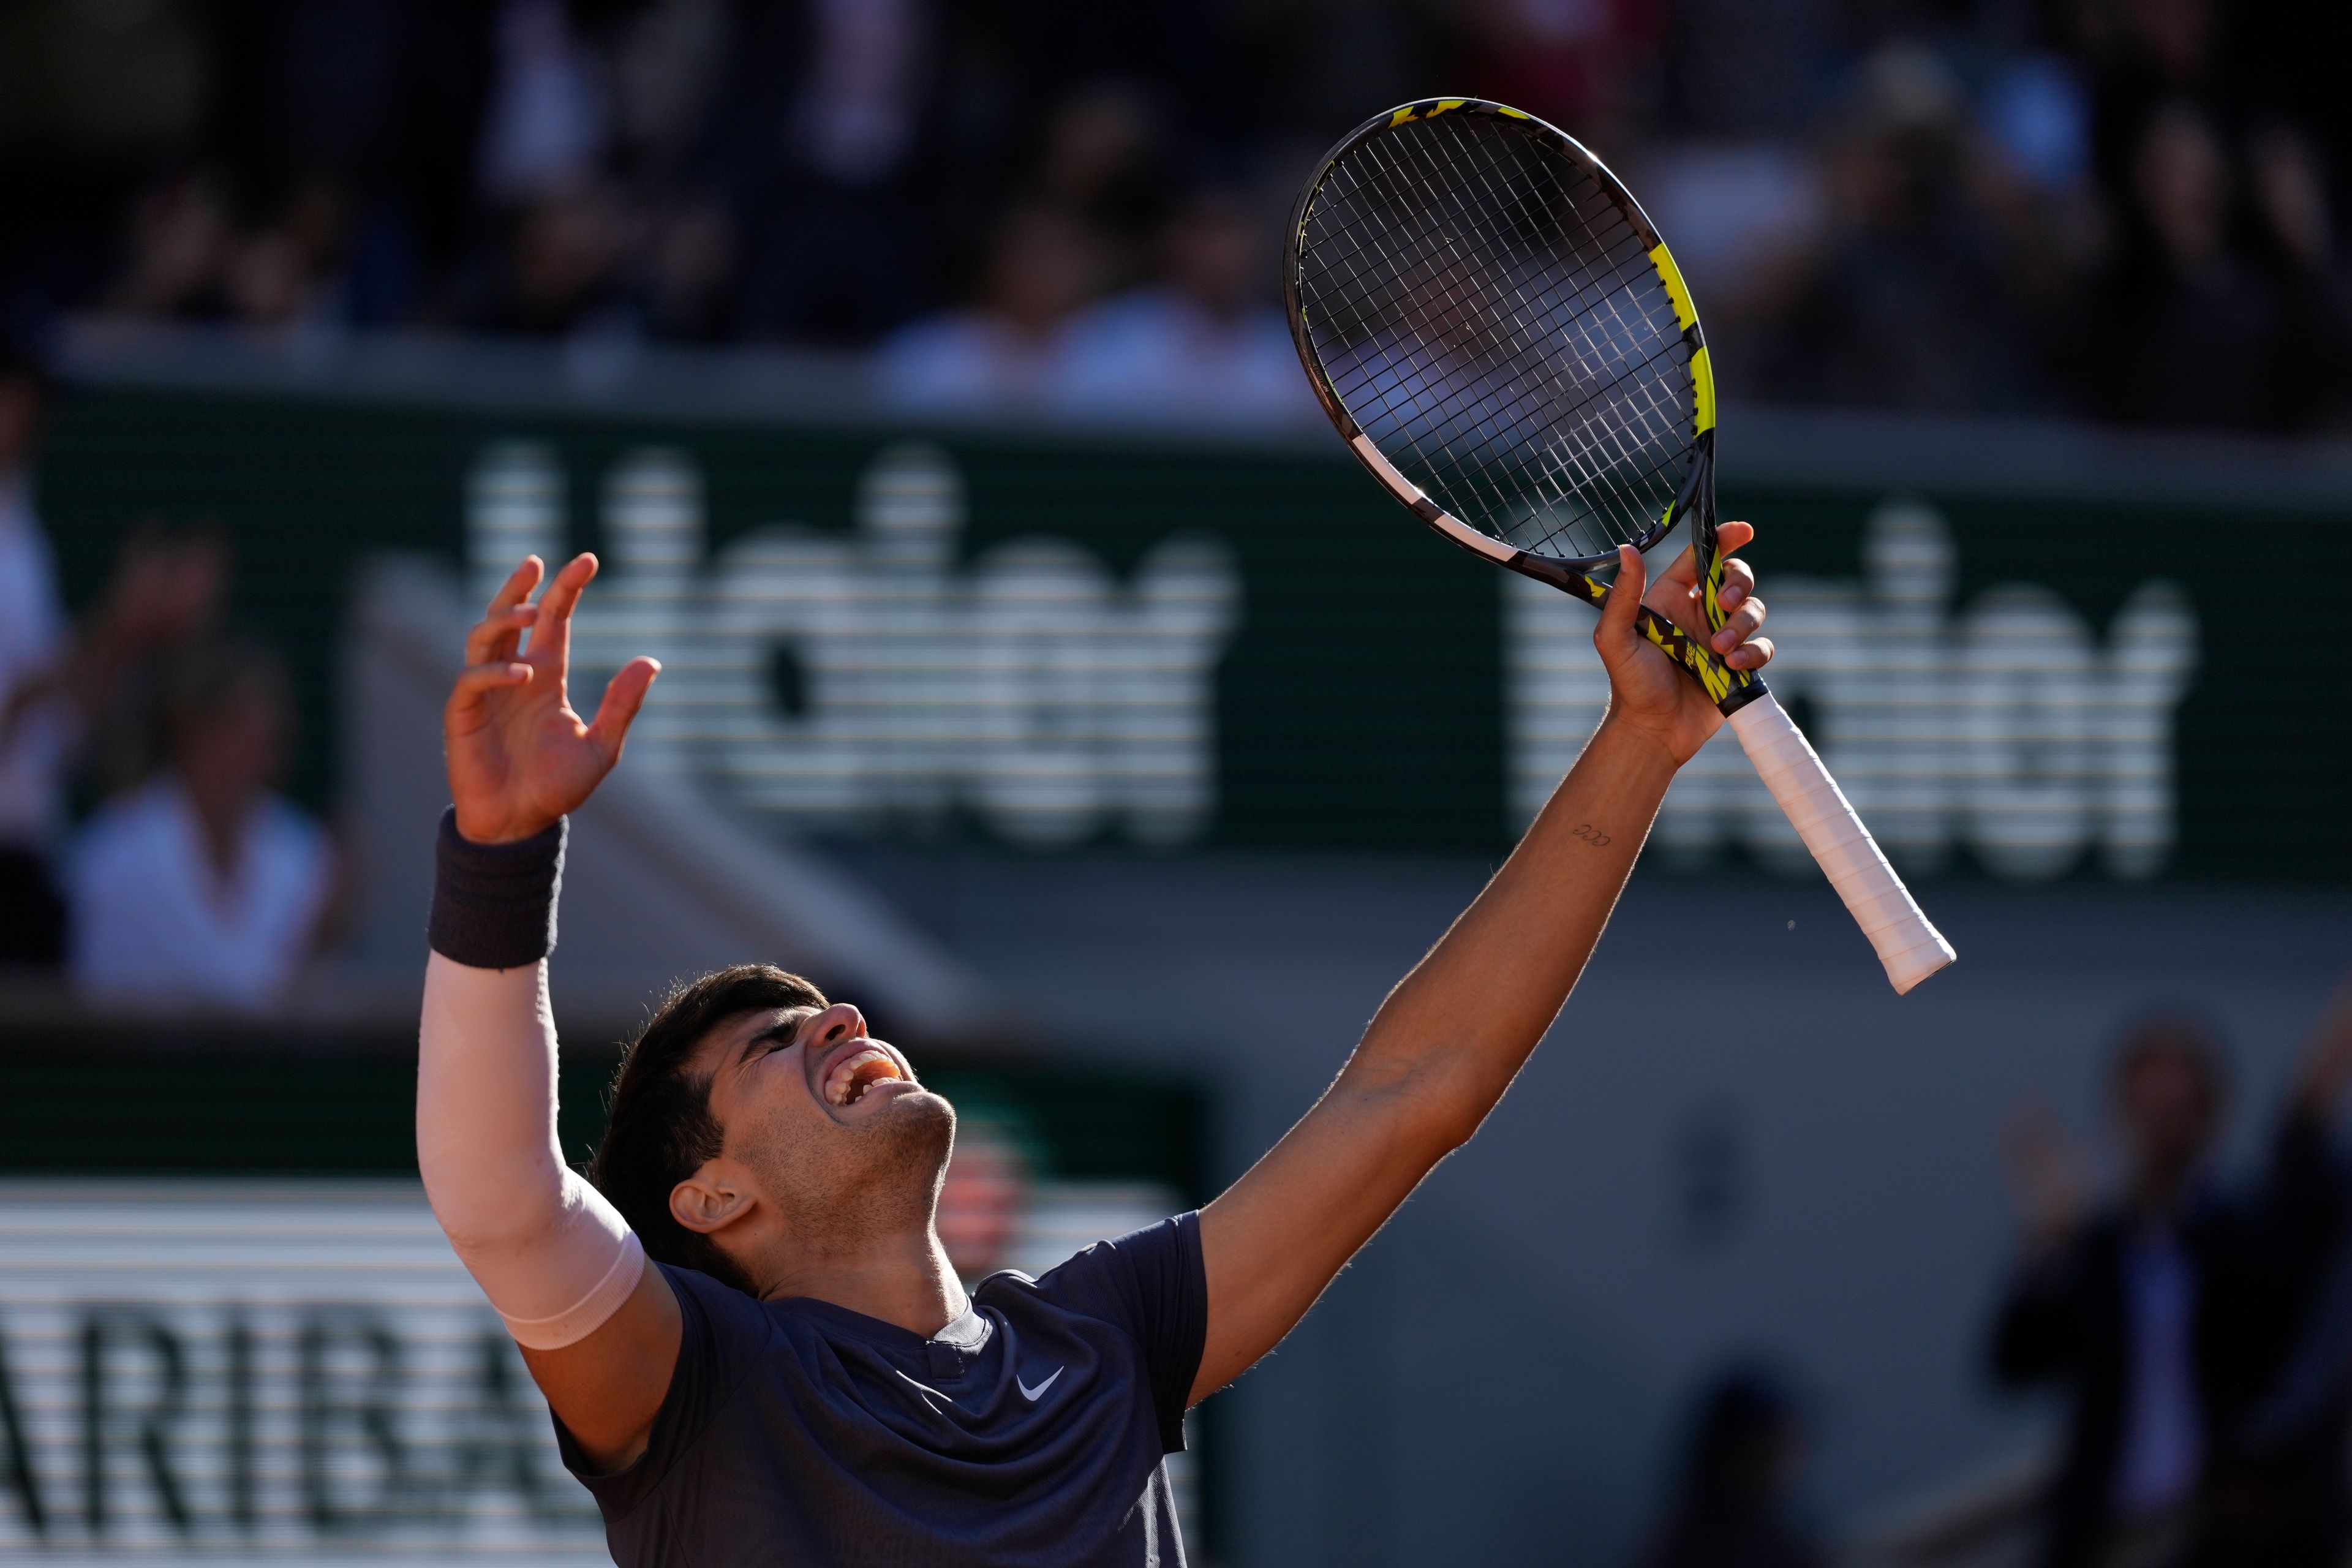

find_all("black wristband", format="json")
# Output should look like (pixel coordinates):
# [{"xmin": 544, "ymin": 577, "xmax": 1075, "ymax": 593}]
[{"xmin": 428, "ymin": 808, "xmax": 565, "ymax": 968}]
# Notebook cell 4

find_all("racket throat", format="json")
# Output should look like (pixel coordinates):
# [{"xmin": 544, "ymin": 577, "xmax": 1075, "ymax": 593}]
[{"xmin": 1714, "ymin": 678, "xmax": 1769, "ymax": 718}]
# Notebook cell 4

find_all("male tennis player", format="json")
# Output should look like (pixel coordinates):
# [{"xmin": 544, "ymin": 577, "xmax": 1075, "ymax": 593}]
[{"xmin": 418, "ymin": 529, "xmax": 1774, "ymax": 1566}]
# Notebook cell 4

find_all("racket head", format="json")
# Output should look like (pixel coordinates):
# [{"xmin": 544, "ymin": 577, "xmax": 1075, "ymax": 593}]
[{"xmin": 1284, "ymin": 98, "xmax": 1717, "ymax": 575}]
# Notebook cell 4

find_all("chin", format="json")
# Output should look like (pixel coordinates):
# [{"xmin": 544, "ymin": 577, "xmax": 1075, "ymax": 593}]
[
  {"xmin": 870, "ymin": 1085, "xmax": 956, "ymax": 1160},
  {"xmin": 879, "ymin": 1084, "xmax": 954, "ymax": 1124}
]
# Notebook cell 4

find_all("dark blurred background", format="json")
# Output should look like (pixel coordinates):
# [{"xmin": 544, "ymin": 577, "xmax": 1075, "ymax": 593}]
[
  {"xmin": 7, "ymin": 4, "xmax": 2352, "ymax": 1568},
  {"xmin": 2, "ymin": 0, "xmax": 2351, "ymax": 430}
]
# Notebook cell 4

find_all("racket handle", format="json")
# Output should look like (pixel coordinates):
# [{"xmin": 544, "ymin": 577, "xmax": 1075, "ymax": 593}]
[{"xmin": 1724, "ymin": 693, "xmax": 1956, "ymax": 995}]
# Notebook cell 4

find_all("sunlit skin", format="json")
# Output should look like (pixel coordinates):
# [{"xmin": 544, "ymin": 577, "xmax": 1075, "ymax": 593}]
[
  {"xmin": 448, "ymin": 528, "xmax": 1774, "ymax": 1473},
  {"xmin": 668, "ymin": 1000, "xmax": 963, "ymax": 1328}
]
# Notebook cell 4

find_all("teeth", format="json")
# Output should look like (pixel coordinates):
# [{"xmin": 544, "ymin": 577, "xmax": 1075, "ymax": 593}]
[{"xmin": 825, "ymin": 1046, "xmax": 900, "ymax": 1107}]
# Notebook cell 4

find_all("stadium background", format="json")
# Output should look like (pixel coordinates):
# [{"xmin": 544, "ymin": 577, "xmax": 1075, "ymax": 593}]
[{"xmin": 4, "ymin": 1, "xmax": 2352, "ymax": 1564}]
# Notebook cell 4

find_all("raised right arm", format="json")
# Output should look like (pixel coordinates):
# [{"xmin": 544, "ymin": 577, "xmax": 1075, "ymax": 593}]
[{"xmin": 415, "ymin": 553, "xmax": 676, "ymax": 1471}]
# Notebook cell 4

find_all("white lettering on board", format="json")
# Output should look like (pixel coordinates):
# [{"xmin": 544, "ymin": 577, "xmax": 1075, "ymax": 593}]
[
  {"xmin": 466, "ymin": 442, "xmax": 1240, "ymax": 846},
  {"xmin": 1507, "ymin": 498, "xmax": 2200, "ymax": 878}
]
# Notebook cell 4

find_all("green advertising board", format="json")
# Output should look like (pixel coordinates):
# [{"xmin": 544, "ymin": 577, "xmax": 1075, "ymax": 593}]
[{"xmin": 30, "ymin": 373, "xmax": 2352, "ymax": 881}]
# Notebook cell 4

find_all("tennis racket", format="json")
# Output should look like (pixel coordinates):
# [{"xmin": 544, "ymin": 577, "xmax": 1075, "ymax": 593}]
[{"xmin": 1284, "ymin": 97, "xmax": 1955, "ymax": 994}]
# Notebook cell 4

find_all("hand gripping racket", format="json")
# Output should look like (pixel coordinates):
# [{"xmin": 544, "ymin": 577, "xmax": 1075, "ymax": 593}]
[{"xmin": 1284, "ymin": 97, "xmax": 1955, "ymax": 993}]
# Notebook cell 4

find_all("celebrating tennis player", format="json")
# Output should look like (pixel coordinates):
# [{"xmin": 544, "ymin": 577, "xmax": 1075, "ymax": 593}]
[{"xmin": 418, "ymin": 532, "xmax": 1773, "ymax": 1566}]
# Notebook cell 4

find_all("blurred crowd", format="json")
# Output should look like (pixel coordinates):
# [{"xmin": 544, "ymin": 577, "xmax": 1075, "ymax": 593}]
[
  {"xmin": 1, "ymin": 0, "xmax": 2348, "ymax": 432},
  {"xmin": 1634, "ymin": 997, "xmax": 2352, "ymax": 1568},
  {"xmin": 0, "ymin": 349, "xmax": 341, "ymax": 1012},
  {"xmin": 1983, "ymin": 1006, "xmax": 2352, "ymax": 1568}
]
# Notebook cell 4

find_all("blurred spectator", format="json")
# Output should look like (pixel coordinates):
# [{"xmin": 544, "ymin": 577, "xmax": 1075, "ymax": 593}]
[
  {"xmin": 105, "ymin": 170, "xmax": 235, "ymax": 320},
  {"xmin": 0, "ymin": 349, "xmax": 69, "ymax": 965},
  {"xmin": 1637, "ymin": 1366, "xmax": 1823, "ymax": 1568},
  {"xmin": 1755, "ymin": 44, "xmax": 2051, "ymax": 413},
  {"xmin": 937, "ymin": 1113, "xmax": 1037, "ymax": 1281},
  {"xmin": 1981, "ymin": 51, "xmax": 2095, "ymax": 195},
  {"xmin": 1056, "ymin": 186, "xmax": 1316, "ymax": 428},
  {"xmin": 722, "ymin": 0, "xmax": 941, "ymax": 344},
  {"xmin": 0, "ymin": 349, "xmax": 222, "ymax": 968},
  {"xmin": 1443, "ymin": 0, "xmax": 1665, "ymax": 156},
  {"xmin": 77, "ymin": 522, "xmax": 230, "ymax": 801},
  {"xmin": 2245, "ymin": 122, "xmax": 2352, "ymax": 434},
  {"xmin": 1992, "ymin": 1020, "xmax": 2233, "ymax": 1567},
  {"xmin": 2087, "ymin": 100, "xmax": 2292, "ymax": 432},
  {"xmin": 103, "ymin": 170, "xmax": 356, "ymax": 334},
  {"xmin": 467, "ymin": 179, "xmax": 636, "ymax": 338},
  {"xmin": 477, "ymin": 0, "xmax": 612, "ymax": 206},
  {"xmin": 2072, "ymin": 0, "xmax": 2225, "ymax": 201},
  {"xmin": 873, "ymin": 205, "xmax": 1102, "ymax": 411},
  {"xmin": 2207, "ymin": 982, "xmax": 2352, "ymax": 1568},
  {"xmin": 1989, "ymin": 1014, "xmax": 2339, "ymax": 1568},
  {"xmin": 1026, "ymin": 83, "xmax": 1180, "ymax": 289},
  {"xmin": 66, "ymin": 638, "xmax": 337, "ymax": 1012},
  {"xmin": 221, "ymin": 179, "xmax": 352, "ymax": 331}
]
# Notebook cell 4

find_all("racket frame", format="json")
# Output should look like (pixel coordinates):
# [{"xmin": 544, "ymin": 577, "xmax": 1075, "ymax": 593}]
[{"xmin": 1283, "ymin": 96, "xmax": 1758, "ymax": 716}]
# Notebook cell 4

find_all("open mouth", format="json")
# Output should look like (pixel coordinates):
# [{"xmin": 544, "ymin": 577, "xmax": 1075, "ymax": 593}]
[{"xmin": 821, "ymin": 1044, "xmax": 907, "ymax": 1109}]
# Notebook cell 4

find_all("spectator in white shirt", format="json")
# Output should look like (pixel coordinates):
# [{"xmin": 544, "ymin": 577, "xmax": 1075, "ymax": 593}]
[
  {"xmin": 0, "ymin": 345, "xmax": 228, "ymax": 970},
  {"xmin": 68, "ymin": 638, "xmax": 336, "ymax": 1012},
  {"xmin": 1054, "ymin": 186, "xmax": 1318, "ymax": 429},
  {"xmin": 872, "ymin": 205, "xmax": 1102, "ymax": 411}
]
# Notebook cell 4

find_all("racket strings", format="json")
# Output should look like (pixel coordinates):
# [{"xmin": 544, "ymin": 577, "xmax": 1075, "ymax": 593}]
[
  {"xmin": 1324, "ymin": 137, "xmax": 1623, "ymax": 502},
  {"xmin": 1297, "ymin": 113, "xmax": 1698, "ymax": 562},
  {"xmin": 1341, "ymin": 127, "xmax": 1683, "ymax": 556},
  {"xmin": 1335, "ymin": 119, "xmax": 1687, "ymax": 554}
]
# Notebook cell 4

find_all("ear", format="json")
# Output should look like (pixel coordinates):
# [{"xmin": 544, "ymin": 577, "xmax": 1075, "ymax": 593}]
[{"xmin": 669, "ymin": 1159, "xmax": 756, "ymax": 1236}]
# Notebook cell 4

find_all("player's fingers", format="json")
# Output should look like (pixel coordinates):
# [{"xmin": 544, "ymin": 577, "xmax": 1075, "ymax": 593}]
[
  {"xmin": 1657, "ymin": 524, "xmax": 1757, "ymax": 595},
  {"xmin": 530, "ymin": 552, "xmax": 600, "ymax": 662},
  {"xmin": 446, "ymin": 660, "xmax": 533, "ymax": 722},
  {"xmin": 1710, "ymin": 593, "xmax": 1766, "ymax": 656},
  {"xmin": 1714, "ymin": 556, "xmax": 1755, "ymax": 609},
  {"xmin": 1597, "ymin": 546, "xmax": 1646, "ymax": 649},
  {"xmin": 465, "ymin": 605, "xmax": 538, "ymax": 666},
  {"xmin": 1725, "ymin": 635, "xmax": 1773, "ymax": 672},
  {"xmin": 586, "ymin": 656, "xmax": 661, "ymax": 759},
  {"xmin": 484, "ymin": 556, "xmax": 545, "ymax": 618}
]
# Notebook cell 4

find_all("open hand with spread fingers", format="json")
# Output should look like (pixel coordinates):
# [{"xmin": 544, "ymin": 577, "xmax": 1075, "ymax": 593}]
[{"xmin": 443, "ymin": 553, "xmax": 659, "ymax": 845}]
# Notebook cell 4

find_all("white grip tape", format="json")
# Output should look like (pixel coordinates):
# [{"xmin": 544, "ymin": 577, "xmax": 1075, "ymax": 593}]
[{"xmin": 1725, "ymin": 693, "xmax": 1956, "ymax": 994}]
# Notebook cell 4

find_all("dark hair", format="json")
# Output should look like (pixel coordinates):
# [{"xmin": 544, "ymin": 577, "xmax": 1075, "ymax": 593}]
[{"xmin": 587, "ymin": 963, "xmax": 827, "ymax": 1295}]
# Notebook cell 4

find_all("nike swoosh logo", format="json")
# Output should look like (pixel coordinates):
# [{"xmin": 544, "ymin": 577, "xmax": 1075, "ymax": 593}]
[{"xmin": 1017, "ymin": 1366, "xmax": 1063, "ymax": 1401}]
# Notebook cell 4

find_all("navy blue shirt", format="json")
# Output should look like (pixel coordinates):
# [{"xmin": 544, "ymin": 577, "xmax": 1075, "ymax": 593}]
[{"xmin": 557, "ymin": 1213, "xmax": 1208, "ymax": 1566}]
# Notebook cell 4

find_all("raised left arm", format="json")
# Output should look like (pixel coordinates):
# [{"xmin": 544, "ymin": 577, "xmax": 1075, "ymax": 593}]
[{"xmin": 1188, "ymin": 526, "xmax": 1772, "ymax": 1404}]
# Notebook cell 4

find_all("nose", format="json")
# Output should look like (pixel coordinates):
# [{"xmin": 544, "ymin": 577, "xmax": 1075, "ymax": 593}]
[{"xmin": 809, "ymin": 1003, "xmax": 866, "ymax": 1048}]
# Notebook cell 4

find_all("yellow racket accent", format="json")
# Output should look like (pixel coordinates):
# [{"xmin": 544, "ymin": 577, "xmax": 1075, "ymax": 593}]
[
  {"xmin": 1582, "ymin": 577, "xmax": 1739, "ymax": 704},
  {"xmin": 1691, "ymin": 345, "xmax": 1716, "ymax": 434},
  {"xmin": 1647, "ymin": 243, "xmax": 1698, "ymax": 333}
]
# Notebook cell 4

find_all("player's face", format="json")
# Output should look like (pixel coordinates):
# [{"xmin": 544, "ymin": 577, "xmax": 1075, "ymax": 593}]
[{"xmin": 696, "ymin": 1003, "xmax": 957, "ymax": 1250}]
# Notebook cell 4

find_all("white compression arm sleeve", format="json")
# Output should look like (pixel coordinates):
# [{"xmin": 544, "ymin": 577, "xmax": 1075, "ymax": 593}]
[{"xmin": 416, "ymin": 953, "xmax": 644, "ymax": 1351}]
